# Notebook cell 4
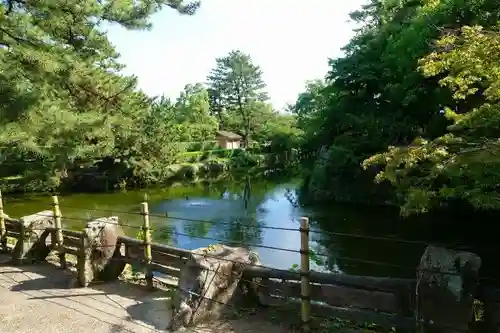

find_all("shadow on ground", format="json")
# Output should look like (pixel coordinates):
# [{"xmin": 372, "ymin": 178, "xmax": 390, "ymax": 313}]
[{"xmin": 0, "ymin": 258, "xmax": 295, "ymax": 333}]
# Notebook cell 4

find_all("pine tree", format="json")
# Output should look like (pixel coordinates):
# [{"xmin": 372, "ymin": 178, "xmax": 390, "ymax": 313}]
[
  {"xmin": 0, "ymin": 0, "xmax": 200, "ymax": 186},
  {"xmin": 207, "ymin": 50, "xmax": 268, "ymax": 146}
]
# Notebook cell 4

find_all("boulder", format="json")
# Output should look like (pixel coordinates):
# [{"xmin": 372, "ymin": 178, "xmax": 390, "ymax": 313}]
[
  {"xmin": 168, "ymin": 244, "xmax": 261, "ymax": 331},
  {"xmin": 12, "ymin": 210, "xmax": 55, "ymax": 264},
  {"xmin": 417, "ymin": 245, "xmax": 481, "ymax": 332},
  {"xmin": 78, "ymin": 216, "xmax": 125, "ymax": 287}
]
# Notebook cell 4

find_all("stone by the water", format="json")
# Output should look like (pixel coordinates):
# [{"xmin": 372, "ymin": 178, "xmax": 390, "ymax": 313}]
[
  {"xmin": 11, "ymin": 210, "xmax": 55, "ymax": 263},
  {"xmin": 79, "ymin": 216, "xmax": 125, "ymax": 286},
  {"xmin": 417, "ymin": 245, "xmax": 481, "ymax": 332},
  {"xmin": 168, "ymin": 244, "xmax": 261, "ymax": 331}
]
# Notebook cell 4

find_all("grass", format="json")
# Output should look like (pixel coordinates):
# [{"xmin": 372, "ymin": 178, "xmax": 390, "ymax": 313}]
[
  {"xmin": 314, "ymin": 317, "xmax": 387, "ymax": 333},
  {"xmin": 1, "ymin": 175, "xmax": 24, "ymax": 181},
  {"xmin": 0, "ymin": 175, "xmax": 29, "ymax": 193},
  {"xmin": 223, "ymin": 303, "xmax": 388, "ymax": 333}
]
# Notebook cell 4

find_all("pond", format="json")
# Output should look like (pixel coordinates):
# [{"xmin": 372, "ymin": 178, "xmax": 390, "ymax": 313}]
[{"xmin": 3, "ymin": 174, "xmax": 500, "ymax": 281}]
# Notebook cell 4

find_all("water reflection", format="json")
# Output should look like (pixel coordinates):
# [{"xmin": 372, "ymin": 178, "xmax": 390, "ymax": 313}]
[
  {"xmin": 306, "ymin": 206, "xmax": 423, "ymax": 278},
  {"xmin": 149, "ymin": 179, "xmax": 307, "ymax": 270},
  {"xmin": 7, "ymin": 173, "xmax": 499, "ymax": 280}
]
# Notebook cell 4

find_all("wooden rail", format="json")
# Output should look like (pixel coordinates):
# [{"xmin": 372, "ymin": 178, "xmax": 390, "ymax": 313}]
[
  {"xmin": 0, "ymin": 215, "xmax": 416, "ymax": 329},
  {"xmin": 0, "ymin": 193, "xmax": 498, "ymax": 332}
]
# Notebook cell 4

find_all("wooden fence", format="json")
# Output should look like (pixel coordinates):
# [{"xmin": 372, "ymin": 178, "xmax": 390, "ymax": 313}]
[{"xmin": 1, "ymin": 190, "xmax": 500, "ymax": 332}]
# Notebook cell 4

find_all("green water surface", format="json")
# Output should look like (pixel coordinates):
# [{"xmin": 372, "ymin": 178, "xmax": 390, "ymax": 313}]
[{"xmin": 3, "ymin": 175, "xmax": 498, "ymax": 279}]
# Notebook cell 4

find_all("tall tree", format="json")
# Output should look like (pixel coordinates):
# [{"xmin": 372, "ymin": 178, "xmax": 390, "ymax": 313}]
[
  {"xmin": 0, "ymin": 0, "xmax": 200, "ymax": 188},
  {"xmin": 207, "ymin": 50, "xmax": 268, "ymax": 146},
  {"xmin": 207, "ymin": 82, "xmax": 226, "ymax": 128},
  {"xmin": 364, "ymin": 25, "xmax": 500, "ymax": 215},
  {"xmin": 174, "ymin": 83, "xmax": 218, "ymax": 142},
  {"xmin": 295, "ymin": 0, "xmax": 500, "ymax": 209}
]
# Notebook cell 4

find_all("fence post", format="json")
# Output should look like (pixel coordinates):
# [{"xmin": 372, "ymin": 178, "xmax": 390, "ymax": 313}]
[
  {"xmin": 15, "ymin": 220, "xmax": 25, "ymax": 265},
  {"xmin": 78, "ymin": 229, "xmax": 89, "ymax": 287},
  {"xmin": 0, "ymin": 190, "xmax": 6, "ymax": 250},
  {"xmin": 141, "ymin": 201, "xmax": 153, "ymax": 290},
  {"xmin": 300, "ymin": 217, "xmax": 311, "ymax": 332},
  {"xmin": 52, "ymin": 196, "xmax": 67, "ymax": 269}
]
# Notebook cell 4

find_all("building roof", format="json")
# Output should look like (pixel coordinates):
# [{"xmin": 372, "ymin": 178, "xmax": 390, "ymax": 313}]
[{"xmin": 216, "ymin": 130, "xmax": 242, "ymax": 140}]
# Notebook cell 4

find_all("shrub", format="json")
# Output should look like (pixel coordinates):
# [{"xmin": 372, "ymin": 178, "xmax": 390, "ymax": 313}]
[{"xmin": 230, "ymin": 150, "xmax": 258, "ymax": 168}]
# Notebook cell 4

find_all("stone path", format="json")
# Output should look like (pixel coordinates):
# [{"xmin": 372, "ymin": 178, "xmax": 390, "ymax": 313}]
[{"xmin": 0, "ymin": 258, "xmax": 293, "ymax": 333}]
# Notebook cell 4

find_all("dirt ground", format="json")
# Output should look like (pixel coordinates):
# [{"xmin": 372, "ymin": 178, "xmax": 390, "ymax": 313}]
[{"xmin": 0, "ymin": 254, "xmax": 299, "ymax": 333}]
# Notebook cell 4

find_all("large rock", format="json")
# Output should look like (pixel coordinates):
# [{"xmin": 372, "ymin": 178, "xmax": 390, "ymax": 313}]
[
  {"xmin": 12, "ymin": 210, "xmax": 55, "ymax": 264},
  {"xmin": 168, "ymin": 244, "xmax": 261, "ymax": 331},
  {"xmin": 78, "ymin": 216, "xmax": 125, "ymax": 287},
  {"xmin": 417, "ymin": 245, "xmax": 481, "ymax": 332}
]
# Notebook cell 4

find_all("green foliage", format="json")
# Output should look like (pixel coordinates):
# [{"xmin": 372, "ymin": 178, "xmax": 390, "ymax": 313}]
[
  {"xmin": 296, "ymin": 0, "xmax": 500, "ymax": 214},
  {"xmin": 171, "ymin": 83, "xmax": 219, "ymax": 142},
  {"xmin": 0, "ymin": 0, "xmax": 202, "ymax": 191},
  {"xmin": 0, "ymin": 0, "xmax": 306, "ymax": 194},
  {"xmin": 365, "ymin": 24, "xmax": 500, "ymax": 215},
  {"xmin": 289, "ymin": 248, "xmax": 324, "ymax": 272},
  {"xmin": 185, "ymin": 141, "xmax": 219, "ymax": 152},
  {"xmin": 228, "ymin": 149, "xmax": 259, "ymax": 168},
  {"xmin": 207, "ymin": 50, "xmax": 271, "ymax": 146}
]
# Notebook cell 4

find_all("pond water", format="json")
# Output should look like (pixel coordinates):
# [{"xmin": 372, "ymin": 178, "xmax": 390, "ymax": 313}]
[{"xmin": 3, "ymin": 174, "xmax": 500, "ymax": 280}]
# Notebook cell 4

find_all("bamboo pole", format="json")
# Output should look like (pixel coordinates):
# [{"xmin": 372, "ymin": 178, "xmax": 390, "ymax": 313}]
[
  {"xmin": 141, "ymin": 201, "xmax": 153, "ymax": 290},
  {"xmin": 300, "ymin": 217, "xmax": 311, "ymax": 332},
  {"xmin": 0, "ymin": 190, "xmax": 6, "ymax": 250},
  {"xmin": 52, "ymin": 195, "xmax": 67, "ymax": 269}
]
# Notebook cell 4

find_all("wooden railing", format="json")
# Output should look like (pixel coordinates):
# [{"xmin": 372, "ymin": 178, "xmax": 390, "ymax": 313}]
[{"xmin": 1, "ymin": 190, "xmax": 499, "ymax": 332}]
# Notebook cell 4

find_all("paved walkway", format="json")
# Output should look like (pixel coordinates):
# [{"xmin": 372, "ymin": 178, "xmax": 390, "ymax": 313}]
[{"xmin": 0, "ymin": 256, "xmax": 292, "ymax": 333}]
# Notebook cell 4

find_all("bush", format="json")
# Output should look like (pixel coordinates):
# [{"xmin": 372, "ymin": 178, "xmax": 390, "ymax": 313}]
[
  {"xmin": 186, "ymin": 141, "xmax": 218, "ymax": 152},
  {"xmin": 230, "ymin": 149, "xmax": 259, "ymax": 168},
  {"xmin": 179, "ymin": 164, "xmax": 199, "ymax": 180},
  {"xmin": 176, "ymin": 148, "xmax": 235, "ymax": 163},
  {"xmin": 175, "ymin": 151, "xmax": 204, "ymax": 163},
  {"xmin": 201, "ymin": 159, "xmax": 228, "ymax": 173},
  {"xmin": 212, "ymin": 149, "xmax": 233, "ymax": 158},
  {"xmin": 187, "ymin": 142, "xmax": 202, "ymax": 151}
]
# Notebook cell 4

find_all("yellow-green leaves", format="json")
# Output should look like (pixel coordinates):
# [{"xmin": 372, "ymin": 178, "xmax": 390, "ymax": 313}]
[{"xmin": 420, "ymin": 25, "xmax": 500, "ymax": 101}]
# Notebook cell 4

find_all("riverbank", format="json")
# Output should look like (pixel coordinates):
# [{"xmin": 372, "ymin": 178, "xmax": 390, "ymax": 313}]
[{"xmin": 0, "ymin": 148, "xmax": 294, "ymax": 195}]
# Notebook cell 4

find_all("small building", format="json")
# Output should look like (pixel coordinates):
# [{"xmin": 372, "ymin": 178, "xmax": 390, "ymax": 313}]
[{"xmin": 216, "ymin": 130, "xmax": 242, "ymax": 149}]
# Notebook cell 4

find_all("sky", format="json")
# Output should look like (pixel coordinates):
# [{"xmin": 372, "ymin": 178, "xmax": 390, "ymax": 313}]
[{"xmin": 104, "ymin": 0, "xmax": 367, "ymax": 111}]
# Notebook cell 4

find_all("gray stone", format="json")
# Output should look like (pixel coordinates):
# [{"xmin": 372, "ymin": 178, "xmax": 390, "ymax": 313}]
[
  {"xmin": 417, "ymin": 245, "xmax": 481, "ymax": 332},
  {"xmin": 168, "ymin": 244, "xmax": 261, "ymax": 331},
  {"xmin": 12, "ymin": 210, "xmax": 55, "ymax": 264},
  {"xmin": 78, "ymin": 216, "xmax": 125, "ymax": 287}
]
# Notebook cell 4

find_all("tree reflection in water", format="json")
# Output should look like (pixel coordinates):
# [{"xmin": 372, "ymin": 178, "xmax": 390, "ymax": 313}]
[
  {"xmin": 154, "ymin": 177, "xmax": 265, "ymax": 250},
  {"xmin": 305, "ymin": 207, "xmax": 426, "ymax": 278}
]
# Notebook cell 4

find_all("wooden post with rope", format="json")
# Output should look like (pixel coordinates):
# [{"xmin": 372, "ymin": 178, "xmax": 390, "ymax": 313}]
[
  {"xmin": 52, "ymin": 195, "xmax": 67, "ymax": 269},
  {"xmin": 300, "ymin": 217, "xmax": 311, "ymax": 332},
  {"xmin": 141, "ymin": 201, "xmax": 153, "ymax": 290},
  {"xmin": 0, "ymin": 190, "xmax": 6, "ymax": 250}
]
